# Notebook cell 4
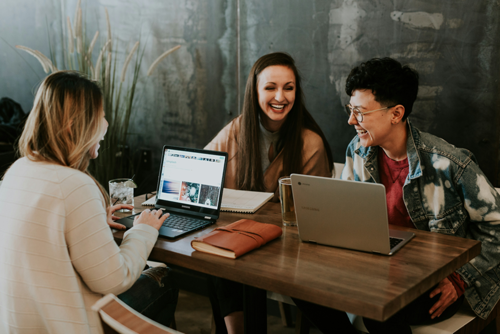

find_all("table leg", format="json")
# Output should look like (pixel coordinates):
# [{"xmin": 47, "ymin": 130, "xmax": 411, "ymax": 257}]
[{"xmin": 243, "ymin": 284, "xmax": 267, "ymax": 334}]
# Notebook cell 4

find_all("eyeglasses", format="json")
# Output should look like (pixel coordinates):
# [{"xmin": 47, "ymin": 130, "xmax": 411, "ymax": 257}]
[{"xmin": 344, "ymin": 104, "xmax": 396, "ymax": 123}]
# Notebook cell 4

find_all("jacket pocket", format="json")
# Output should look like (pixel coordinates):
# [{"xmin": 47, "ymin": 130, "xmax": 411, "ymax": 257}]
[{"xmin": 428, "ymin": 204, "xmax": 468, "ymax": 235}]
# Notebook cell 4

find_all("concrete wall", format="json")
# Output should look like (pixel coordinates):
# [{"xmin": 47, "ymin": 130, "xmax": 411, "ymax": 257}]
[{"xmin": 1, "ymin": 0, "xmax": 500, "ymax": 184}]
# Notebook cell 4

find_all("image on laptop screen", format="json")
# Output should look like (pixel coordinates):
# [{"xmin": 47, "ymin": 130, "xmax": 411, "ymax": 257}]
[{"xmin": 157, "ymin": 148, "xmax": 226, "ymax": 212}]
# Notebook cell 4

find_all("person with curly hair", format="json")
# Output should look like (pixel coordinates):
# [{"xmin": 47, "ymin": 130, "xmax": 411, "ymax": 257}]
[{"xmin": 293, "ymin": 57, "xmax": 500, "ymax": 334}]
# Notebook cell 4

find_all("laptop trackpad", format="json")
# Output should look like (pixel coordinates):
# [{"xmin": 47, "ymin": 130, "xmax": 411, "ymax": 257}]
[{"xmin": 115, "ymin": 214, "xmax": 139, "ymax": 229}]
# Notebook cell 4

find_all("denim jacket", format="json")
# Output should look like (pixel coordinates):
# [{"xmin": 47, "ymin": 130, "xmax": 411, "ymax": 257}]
[{"xmin": 341, "ymin": 120, "xmax": 500, "ymax": 319}]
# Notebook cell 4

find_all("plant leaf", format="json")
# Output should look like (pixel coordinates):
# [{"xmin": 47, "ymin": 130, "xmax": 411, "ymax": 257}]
[
  {"xmin": 73, "ymin": 0, "xmax": 81, "ymax": 37},
  {"xmin": 33, "ymin": 49, "xmax": 57, "ymax": 72},
  {"xmin": 120, "ymin": 41, "xmax": 139, "ymax": 83},
  {"xmin": 66, "ymin": 16, "xmax": 74, "ymax": 54},
  {"xmin": 76, "ymin": 8, "xmax": 83, "ymax": 54},
  {"xmin": 15, "ymin": 45, "xmax": 52, "ymax": 73},
  {"xmin": 94, "ymin": 41, "xmax": 109, "ymax": 80},
  {"xmin": 87, "ymin": 31, "xmax": 99, "ymax": 59},
  {"xmin": 105, "ymin": 51, "xmax": 111, "ymax": 87},
  {"xmin": 104, "ymin": 8, "xmax": 112, "ymax": 52},
  {"xmin": 147, "ymin": 45, "xmax": 180, "ymax": 76}
]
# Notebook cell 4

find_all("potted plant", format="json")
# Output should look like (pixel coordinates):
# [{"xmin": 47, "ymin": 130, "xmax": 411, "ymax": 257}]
[{"xmin": 16, "ymin": 0, "xmax": 180, "ymax": 186}]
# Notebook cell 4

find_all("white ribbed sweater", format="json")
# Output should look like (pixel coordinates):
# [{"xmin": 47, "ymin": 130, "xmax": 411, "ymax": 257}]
[{"xmin": 0, "ymin": 158, "xmax": 159, "ymax": 334}]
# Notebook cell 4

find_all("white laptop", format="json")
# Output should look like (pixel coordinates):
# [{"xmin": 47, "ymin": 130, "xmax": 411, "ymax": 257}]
[{"xmin": 290, "ymin": 174, "xmax": 415, "ymax": 255}]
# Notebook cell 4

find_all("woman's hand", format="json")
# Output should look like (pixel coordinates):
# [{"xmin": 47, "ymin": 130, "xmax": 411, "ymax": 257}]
[
  {"xmin": 133, "ymin": 208, "xmax": 170, "ymax": 231},
  {"xmin": 107, "ymin": 204, "xmax": 134, "ymax": 230},
  {"xmin": 429, "ymin": 277, "xmax": 458, "ymax": 319}
]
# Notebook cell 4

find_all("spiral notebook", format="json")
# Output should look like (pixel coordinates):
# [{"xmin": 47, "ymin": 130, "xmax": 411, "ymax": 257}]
[{"xmin": 143, "ymin": 188, "xmax": 273, "ymax": 214}]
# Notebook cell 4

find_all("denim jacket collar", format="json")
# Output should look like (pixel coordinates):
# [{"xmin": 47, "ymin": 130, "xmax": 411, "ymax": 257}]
[
  {"xmin": 405, "ymin": 120, "xmax": 423, "ymax": 180},
  {"xmin": 355, "ymin": 120, "xmax": 423, "ymax": 183}
]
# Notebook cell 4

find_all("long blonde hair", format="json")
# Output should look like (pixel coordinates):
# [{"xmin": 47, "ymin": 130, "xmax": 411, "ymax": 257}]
[{"xmin": 19, "ymin": 71, "xmax": 110, "ymax": 206}]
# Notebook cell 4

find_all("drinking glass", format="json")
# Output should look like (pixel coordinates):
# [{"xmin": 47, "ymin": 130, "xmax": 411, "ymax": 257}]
[
  {"xmin": 278, "ymin": 176, "xmax": 296, "ymax": 226},
  {"xmin": 109, "ymin": 178, "xmax": 134, "ymax": 212}
]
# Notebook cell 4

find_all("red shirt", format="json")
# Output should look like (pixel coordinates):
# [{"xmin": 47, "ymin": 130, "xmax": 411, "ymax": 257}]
[
  {"xmin": 378, "ymin": 149, "xmax": 413, "ymax": 228},
  {"xmin": 378, "ymin": 149, "xmax": 466, "ymax": 297}
]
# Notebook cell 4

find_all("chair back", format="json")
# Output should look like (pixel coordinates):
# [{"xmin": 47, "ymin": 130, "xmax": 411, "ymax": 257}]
[
  {"xmin": 333, "ymin": 163, "xmax": 345, "ymax": 179},
  {"xmin": 92, "ymin": 294, "xmax": 183, "ymax": 334}
]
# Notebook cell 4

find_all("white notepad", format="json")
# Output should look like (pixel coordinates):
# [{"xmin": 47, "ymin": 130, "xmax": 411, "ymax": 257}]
[
  {"xmin": 220, "ymin": 189, "xmax": 274, "ymax": 213},
  {"xmin": 141, "ymin": 188, "xmax": 274, "ymax": 214},
  {"xmin": 142, "ymin": 196, "xmax": 157, "ymax": 206}
]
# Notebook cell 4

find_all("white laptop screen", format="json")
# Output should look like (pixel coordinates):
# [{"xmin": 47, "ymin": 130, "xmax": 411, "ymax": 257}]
[{"xmin": 157, "ymin": 148, "xmax": 226, "ymax": 209}]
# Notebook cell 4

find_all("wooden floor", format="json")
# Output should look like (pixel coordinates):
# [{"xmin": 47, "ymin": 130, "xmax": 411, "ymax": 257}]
[
  {"xmin": 174, "ymin": 290, "xmax": 212, "ymax": 334},
  {"xmin": 173, "ymin": 290, "xmax": 497, "ymax": 334},
  {"xmin": 174, "ymin": 289, "xmax": 322, "ymax": 334}
]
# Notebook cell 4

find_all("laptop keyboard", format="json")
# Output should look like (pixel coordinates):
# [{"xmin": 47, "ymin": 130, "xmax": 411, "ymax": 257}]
[
  {"xmin": 390, "ymin": 237, "xmax": 403, "ymax": 249},
  {"xmin": 161, "ymin": 213, "xmax": 210, "ymax": 232}
]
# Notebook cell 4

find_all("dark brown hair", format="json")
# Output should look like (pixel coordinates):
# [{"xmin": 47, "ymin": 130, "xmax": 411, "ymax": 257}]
[{"xmin": 237, "ymin": 52, "xmax": 333, "ymax": 191}]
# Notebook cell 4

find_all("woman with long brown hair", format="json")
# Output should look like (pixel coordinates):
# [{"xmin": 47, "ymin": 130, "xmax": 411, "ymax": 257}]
[
  {"xmin": 0, "ymin": 71, "xmax": 178, "ymax": 333},
  {"xmin": 206, "ymin": 51, "xmax": 333, "ymax": 201},
  {"xmin": 205, "ymin": 52, "xmax": 333, "ymax": 333}
]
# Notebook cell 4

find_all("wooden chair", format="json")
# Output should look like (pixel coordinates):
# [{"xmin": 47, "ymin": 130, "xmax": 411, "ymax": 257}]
[
  {"xmin": 333, "ymin": 162, "xmax": 345, "ymax": 179},
  {"xmin": 147, "ymin": 261, "xmax": 167, "ymax": 269},
  {"xmin": 348, "ymin": 300, "xmax": 500, "ymax": 334},
  {"xmin": 92, "ymin": 293, "xmax": 183, "ymax": 334},
  {"xmin": 208, "ymin": 291, "xmax": 305, "ymax": 333},
  {"xmin": 267, "ymin": 291, "xmax": 311, "ymax": 334}
]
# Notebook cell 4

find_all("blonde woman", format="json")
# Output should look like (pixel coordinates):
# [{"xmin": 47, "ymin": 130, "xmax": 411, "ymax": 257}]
[{"xmin": 0, "ymin": 71, "xmax": 178, "ymax": 333}]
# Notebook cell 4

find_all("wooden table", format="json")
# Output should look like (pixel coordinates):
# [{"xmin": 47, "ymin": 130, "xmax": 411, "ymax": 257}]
[{"xmin": 114, "ymin": 195, "xmax": 481, "ymax": 331}]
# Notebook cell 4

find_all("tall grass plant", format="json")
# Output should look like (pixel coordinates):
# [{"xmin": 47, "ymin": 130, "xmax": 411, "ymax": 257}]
[{"xmin": 16, "ymin": 0, "xmax": 180, "ymax": 186}]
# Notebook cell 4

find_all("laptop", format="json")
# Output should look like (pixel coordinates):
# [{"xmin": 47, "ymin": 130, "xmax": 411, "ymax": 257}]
[
  {"xmin": 290, "ymin": 174, "xmax": 414, "ymax": 255},
  {"xmin": 117, "ymin": 146, "xmax": 228, "ymax": 238}
]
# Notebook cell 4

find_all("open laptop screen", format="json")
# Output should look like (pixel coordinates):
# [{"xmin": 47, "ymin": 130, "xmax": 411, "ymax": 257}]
[{"xmin": 155, "ymin": 146, "xmax": 227, "ymax": 218}]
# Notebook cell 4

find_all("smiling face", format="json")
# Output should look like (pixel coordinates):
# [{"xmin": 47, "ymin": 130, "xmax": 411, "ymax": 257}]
[
  {"xmin": 348, "ymin": 89, "xmax": 394, "ymax": 148},
  {"xmin": 89, "ymin": 109, "xmax": 109, "ymax": 159},
  {"xmin": 257, "ymin": 65, "xmax": 296, "ymax": 132}
]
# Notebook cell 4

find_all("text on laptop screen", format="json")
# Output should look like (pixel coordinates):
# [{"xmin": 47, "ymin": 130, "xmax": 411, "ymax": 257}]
[{"xmin": 157, "ymin": 149, "xmax": 226, "ymax": 209}]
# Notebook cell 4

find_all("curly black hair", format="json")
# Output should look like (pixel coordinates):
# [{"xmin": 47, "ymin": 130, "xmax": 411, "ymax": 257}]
[{"xmin": 345, "ymin": 57, "xmax": 419, "ymax": 120}]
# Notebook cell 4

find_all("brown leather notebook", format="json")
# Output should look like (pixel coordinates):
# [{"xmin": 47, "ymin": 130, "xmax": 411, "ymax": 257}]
[{"xmin": 191, "ymin": 219, "xmax": 283, "ymax": 259}]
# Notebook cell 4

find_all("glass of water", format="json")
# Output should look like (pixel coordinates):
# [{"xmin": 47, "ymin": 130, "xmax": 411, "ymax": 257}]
[
  {"xmin": 109, "ymin": 178, "xmax": 134, "ymax": 212},
  {"xmin": 278, "ymin": 176, "xmax": 296, "ymax": 226}
]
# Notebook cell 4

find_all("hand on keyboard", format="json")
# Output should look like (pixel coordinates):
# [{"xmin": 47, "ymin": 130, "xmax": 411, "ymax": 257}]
[{"xmin": 134, "ymin": 208, "xmax": 170, "ymax": 231}]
